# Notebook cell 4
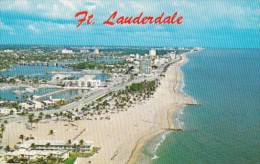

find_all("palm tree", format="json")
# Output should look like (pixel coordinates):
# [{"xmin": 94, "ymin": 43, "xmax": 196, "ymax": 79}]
[
  {"xmin": 0, "ymin": 124, "xmax": 5, "ymax": 134},
  {"xmin": 34, "ymin": 118, "xmax": 39, "ymax": 129},
  {"xmin": 59, "ymin": 111, "xmax": 63, "ymax": 118},
  {"xmin": 67, "ymin": 139, "xmax": 72, "ymax": 145},
  {"xmin": 19, "ymin": 134, "xmax": 24, "ymax": 142},
  {"xmin": 9, "ymin": 110, "xmax": 14, "ymax": 115},
  {"xmin": 48, "ymin": 130, "xmax": 54, "ymax": 140},
  {"xmin": 30, "ymin": 143, "xmax": 35, "ymax": 149},
  {"xmin": 74, "ymin": 116, "xmax": 80, "ymax": 122},
  {"xmin": 79, "ymin": 139, "xmax": 84, "ymax": 145},
  {"xmin": 28, "ymin": 113, "xmax": 34, "ymax": 129},
  {"xmin": 45, "ymin": 114, "xmax": 51, "ymax": 119},
  {"xmin": 45, "ymin": 142, "xmax": 50, "ymax": 148},
  {"xmin": 65, "ymin": 111, "xmax": 73, "ymax": 122},
  {"xmin": 38, "ymin": 112, "xmax": 44, "ymax": 120},
  {"xmin": 4, "ymin": 145, "xmax": 10, "ymax": 152},
  {"xmin": 54, "ymin": 112, "xmax": 59, "ymax": 120},
  {"xmin": 72, "ymin": 143, "xmax": 79, "ymax": 152}
]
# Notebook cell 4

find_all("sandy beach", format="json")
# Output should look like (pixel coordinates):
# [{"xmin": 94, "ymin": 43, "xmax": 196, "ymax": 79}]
[{"xmin": 1, "ymin": 53, "xmax": 196, "ymax": 164}]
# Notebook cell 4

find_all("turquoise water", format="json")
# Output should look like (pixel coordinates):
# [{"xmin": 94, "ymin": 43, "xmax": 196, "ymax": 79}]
[
  {"xmin": 141, "ymin": 49, "xmax": 260, "ymax": 164},
  {"xmin": 42, "ymin": 89, "xmax": 85, "ymax": 101},
  {"xmin": 0, "ymin": 58, "xmax": 116, "ymax": 102},
  {"xmin": 0, "ymin": 88, "xmax": 60, "ymax": 102},
  {"xmin": 0, "ymin": 58, "xmax": 122, "ymax": 80}
]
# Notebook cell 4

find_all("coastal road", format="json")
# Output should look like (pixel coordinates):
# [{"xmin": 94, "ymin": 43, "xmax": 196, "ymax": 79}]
[{"xmin": 3, "ymin": 75, "xmax": 159, "ymax": 123}]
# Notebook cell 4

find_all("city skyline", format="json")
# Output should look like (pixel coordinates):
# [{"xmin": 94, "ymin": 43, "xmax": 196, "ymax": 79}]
[{"xmin": 0, "ymin": 0, "xmax": 259, "ymax": 48}]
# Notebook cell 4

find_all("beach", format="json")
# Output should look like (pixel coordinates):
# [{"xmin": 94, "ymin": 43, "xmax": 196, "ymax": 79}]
[{"xmin": 1, "ymin": 53, "xmax": 196, "ymax": 164}]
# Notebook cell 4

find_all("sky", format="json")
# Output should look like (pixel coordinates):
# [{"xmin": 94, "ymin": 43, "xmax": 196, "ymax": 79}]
[{"xmin": 0, "ymin": 0, "xmax": 259, "ymax": 48}]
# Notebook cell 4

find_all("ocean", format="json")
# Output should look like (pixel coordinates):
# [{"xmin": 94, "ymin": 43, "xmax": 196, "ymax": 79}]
[{"xmin": 140, "ymin": 48, "xmax": 260, "ymax": 164}]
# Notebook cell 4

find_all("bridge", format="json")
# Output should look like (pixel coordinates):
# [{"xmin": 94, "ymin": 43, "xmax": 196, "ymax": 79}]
[
  {"xmin": 34, "ymin": 88, "xmax": 72, "ymax": 100},
  {"xmin": 46, "ymin": 70, "xmax": 103, "ymax": 75},
  {"xmin": 46, "ymin": 71, "xmax": 83, "ymax": 74}
]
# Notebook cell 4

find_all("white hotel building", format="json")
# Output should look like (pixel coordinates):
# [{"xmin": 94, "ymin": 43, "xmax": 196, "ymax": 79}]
[
  {"xmin": 63, "ymin": 75, "xmax": 101, "ymax": 88},
  {"xmin": 61, "ymin": 49, "xmax": 73, "ymax": 54}
]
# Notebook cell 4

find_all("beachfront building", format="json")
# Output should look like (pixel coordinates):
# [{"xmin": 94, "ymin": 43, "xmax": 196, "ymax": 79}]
[
  {"xmin": 169, "ymin": 52, "xmax": 176, "ymax": 59},
  {"xmin": 61, "ymin": 49, "xmax": 73, "ymax": 54},
  {"xmin": 63, "ymin": 75, "xmax": 101, "ymax": 88},
  {"xmin": 3, "ymin": 140, "xmax": 94, "ymax": 161},
  {"xmin": 19, "ymin": 100, "xmax": 44, "ymax": 110},
  {"xmin": 139, "ymin": 59, "xmax": 152, "ymax": 74},
  {"xmin": 4, "ymin": 150, "xmax": 67, "ymax": 161},
  {"xmin": 42, "ymin": 100, "xmax": 55, "ymax": 107},
  {"xmin": 42, "ymin": 96, "xmax": 65, "ymax": 107},
  {"xmin": 154, "ymin": 56, "xmax": 168, "ymax": 67}
]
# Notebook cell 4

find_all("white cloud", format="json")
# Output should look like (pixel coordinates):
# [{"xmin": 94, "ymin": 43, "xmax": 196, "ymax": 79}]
[
  {"xmin": 0, "ymin": 0, "xmax": 97, "ymax": 19},
  {"xmin": 0, "ymin": 20, "xmax": 13, "ymax": 31},
  {"xmin": 28, "ymin": 24, "xmax": 40, "ymax": 33},
  {"xmin": 0, "ymin": 0, "xmax": 258, "ymax": 30},
  {"xmin": 27, "ymin": 21, "xmax": 78, "ymax": 34}
]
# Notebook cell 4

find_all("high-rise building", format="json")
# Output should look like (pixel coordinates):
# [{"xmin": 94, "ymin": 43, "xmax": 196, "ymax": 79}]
[
  {"xmin": 149, "ymin": 49, "xmax": 156, "ymax": 56},
  {"xmin": 94, "ymin": 48, "xmax": 100, "ymax": 55},
  {"xmin": 61, "ymin": 49, "xmax": 73, "ymax": 54},
  {"xmin": 169, "ymin": 52, "xmax": 176, "ymax": 59},
  {"xmin": 135, "ymin": 54, "xmax": 140, "ymax": 60},
  {"xmin": 139, "ymin": 59, "xmax": 152, "ymax": 74}
]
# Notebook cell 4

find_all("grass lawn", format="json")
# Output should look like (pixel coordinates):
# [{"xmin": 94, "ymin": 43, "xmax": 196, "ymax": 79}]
[{"xmin": 64, "ymin": 157, "xmax": 77, "ymax": 164}]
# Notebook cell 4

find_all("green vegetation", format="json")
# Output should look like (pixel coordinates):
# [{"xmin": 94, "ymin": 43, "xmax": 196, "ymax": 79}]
[
  {"xmin": 6, "ymin": 156, "xmax": 63, "ymax": 164},
  {"xmin": 69, "ymin": 60, "xmax": 126, "ymax": 70},
  {"xmin": 69, "ymin": 152, "xmax": 92, "ymax": 158},
  {"xmin": 64, "ymin": 157, "xmax": 77, "ymax": 164},
  {"xmin": 126, "ymin": 80, "xmax": 156, "ymax": 93},
  {"xmin": 152, "ymin": 65, "xmax": 158, "ymax": 69},
  {"xmin": 69, "ymin": 147, "xmax": 99, "ymax": 158},
  {"xmin": 0, "ymin": 49, "xmax": 90, "ymax": 71},
  {"xmin": 0, "ymin": 123, "xmax": 6, "ymax": 140}
]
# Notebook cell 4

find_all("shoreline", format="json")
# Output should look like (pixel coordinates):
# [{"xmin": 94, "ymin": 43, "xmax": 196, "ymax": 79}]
[
  {"xmin": 1, "ymin": 52, "xmax": 197, "ymax": 164},
  {"xmin": 127, "ymin": 52, "xmax": 197, "ymax": 164}
]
